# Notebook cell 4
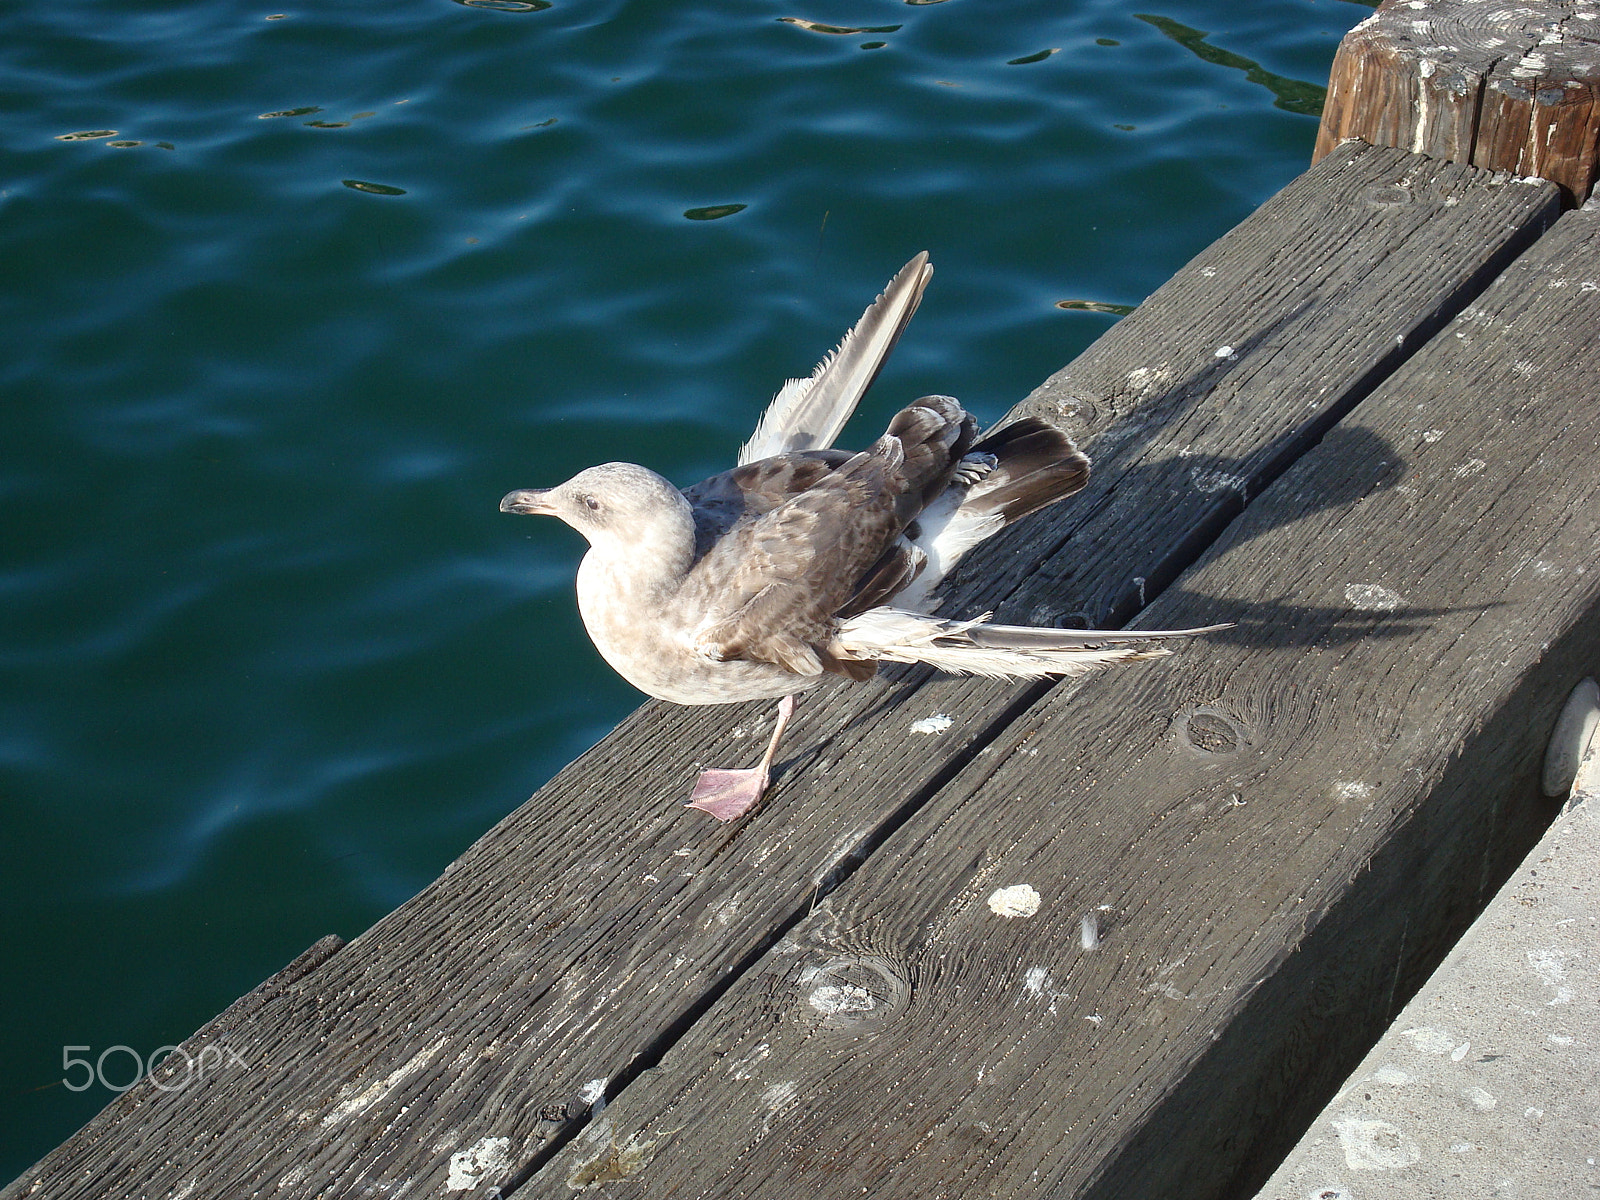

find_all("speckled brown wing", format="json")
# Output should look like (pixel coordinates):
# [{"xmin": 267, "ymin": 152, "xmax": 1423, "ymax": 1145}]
[
  {"xmin": 686, "ymin": 446, "xmax": 907, "ymax": 676},
  {"xmin": 686, "ymin": 396, "xmax": 978, "ymax": 676},
  {"xmin": 682, "ymin": 450, "xmax": 851, "ymax": 562},
  {"xmin": 831, "ymin": 396, "xmax": 979, "ymax": 618}
]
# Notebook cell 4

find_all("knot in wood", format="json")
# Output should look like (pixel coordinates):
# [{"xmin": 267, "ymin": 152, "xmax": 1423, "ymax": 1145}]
[
  {"xmin": 1363, "ymin": 183, "xmax": 1414, "ymax": 210},
  {"xmin": 1172, "ymin": 705, "xmax": 1249, "ymax": 758},
  {"xmin": 796, "ymin": 954, "xmax": 910, "ymax": 1033}
]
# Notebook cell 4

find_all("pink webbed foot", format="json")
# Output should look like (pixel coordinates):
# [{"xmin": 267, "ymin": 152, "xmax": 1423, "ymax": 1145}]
[
  {"xmin": 686, "ymin": 695, "xmax": 797, "ymax": 823},
  {"xmin": 687, "ymin": 767, "xmax": 771, "ymax": 822}
]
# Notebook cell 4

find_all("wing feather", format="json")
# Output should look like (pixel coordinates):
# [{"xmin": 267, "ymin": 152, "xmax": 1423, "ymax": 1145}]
[{"xmin": 738, "ymin": 253, "xmax": 933, "ymax": 464}]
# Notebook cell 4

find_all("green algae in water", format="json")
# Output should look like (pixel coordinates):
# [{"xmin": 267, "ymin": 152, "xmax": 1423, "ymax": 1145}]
[
  {"xmin": 1056, "ymin": 299, "xmax": 1138, "ymax": 316},
  {"xmin": 1134, "ymin": 13, "xmax": 1327, "ymax": 116},
  {"xmin": 683, "ymin": 203, "xmax": 747, "ymax": 221},
  {"xmin": 342, "ymin": 180, "xmax": 407, "ymax": 195}
]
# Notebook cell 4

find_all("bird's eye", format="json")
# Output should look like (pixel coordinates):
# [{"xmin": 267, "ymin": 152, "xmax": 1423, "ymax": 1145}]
[{"xmin": 581, "ymin": 494, "xmax": 600, "ymax": 511}]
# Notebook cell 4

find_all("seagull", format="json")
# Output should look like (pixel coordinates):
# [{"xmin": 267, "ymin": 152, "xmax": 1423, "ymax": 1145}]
[{"xmin": 501, "ymin": 254, "xmax": 1226, "ymax": 821}]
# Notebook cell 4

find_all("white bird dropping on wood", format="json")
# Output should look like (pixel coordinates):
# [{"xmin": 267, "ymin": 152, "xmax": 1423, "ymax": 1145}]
[
  {"xmin": 578, "ymin": 1077, "xmax": 608, "ymax": 1115},
  {"xmin": 987, "ymin": 884, "xmax": 1041, "ymax": 918},
  {"xmin": 445, "ymin": 1137, "xmax": 511, "ymax": 1192}
]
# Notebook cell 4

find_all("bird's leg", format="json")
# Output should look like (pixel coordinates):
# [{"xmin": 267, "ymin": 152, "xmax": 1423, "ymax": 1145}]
[{"xmin": 686, "ymin": 694, "xmax": 797, "ymax": 822}]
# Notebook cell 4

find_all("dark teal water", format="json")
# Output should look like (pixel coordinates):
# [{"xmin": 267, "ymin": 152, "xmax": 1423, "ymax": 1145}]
[{"xmin": 0, "ymin": 0, "xmax": 1367, "ymax": 1176}]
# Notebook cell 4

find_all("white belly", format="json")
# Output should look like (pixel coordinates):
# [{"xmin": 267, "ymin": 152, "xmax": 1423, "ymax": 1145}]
[{"xmin": 573, "ymin": 551, "xmax": 815, "ymax": 706}]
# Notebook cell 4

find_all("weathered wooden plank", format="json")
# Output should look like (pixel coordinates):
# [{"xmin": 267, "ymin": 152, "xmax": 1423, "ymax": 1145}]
[
  {"xmin": 1316, "ymin": 0, "xmax": 1600, "ymax": 203},
  {"xmin": 524, "ymin": 201, "xmax": 1600, "ymax": 1199},
  {"xmin": 0, "ymin": 145, "xmax": 1559, "ymax": 1200}
]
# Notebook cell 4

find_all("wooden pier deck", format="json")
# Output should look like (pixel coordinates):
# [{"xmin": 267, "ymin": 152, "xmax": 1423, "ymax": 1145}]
[{"xmin": 12, "ymin": 6, "xmax": 1600, "ymax": 1194}]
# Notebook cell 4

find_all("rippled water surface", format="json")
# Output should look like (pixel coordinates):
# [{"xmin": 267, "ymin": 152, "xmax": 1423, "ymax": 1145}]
[{"xmin": 1, "ymin": 0, "xmax": 1368, "ymax": 1174}]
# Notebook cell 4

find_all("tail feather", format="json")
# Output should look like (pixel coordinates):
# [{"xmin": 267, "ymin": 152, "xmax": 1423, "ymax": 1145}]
[
  {"xmin": 833, "ymin": 607, "xmax": 1229, "ymax": 679},
  {"xmin": 740, "ymin": 253, "xmax": 934, "ymax": 464},
  {"xmin": 963, "ymin": 419, "xmax": 1091, "ymax": 524},
  {"xmin": 962, "ymin": 622, "xmax": 1232, "ymax": 649},
  {"xmin": 892, "ymin": 418, "xmax": 1091, "ymax": 612}
]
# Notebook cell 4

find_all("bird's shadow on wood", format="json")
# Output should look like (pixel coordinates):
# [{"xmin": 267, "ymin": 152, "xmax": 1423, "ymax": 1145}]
[
  {"xmin": 772, "ymin": 572, "xmax": 1501, "ymax": 792},
  {"xmin": 1050, "ymin": 418, "xmax": 1503, "ymax": 653},
  {"xmin": 783, "ymin": 376, "xmax": 1502, "ymax": 766},
  {"xmin": 931, "ymin": 290, "xmax": 1476, "ymax": 657},
  {"xmin": 931, "ymin": 419, "xmax": 1459, "ymax": 637}
]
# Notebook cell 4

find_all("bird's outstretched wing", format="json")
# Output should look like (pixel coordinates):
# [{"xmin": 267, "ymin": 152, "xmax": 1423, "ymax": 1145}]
[{"xmin": 738, "ymin": 253, "xmax": 933, "ymax": 465}]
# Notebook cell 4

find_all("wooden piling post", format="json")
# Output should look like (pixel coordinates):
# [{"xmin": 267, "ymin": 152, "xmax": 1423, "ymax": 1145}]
[{"xmin": 1316, "ymin": 0, "xmax": 1600, "ymax": 204}]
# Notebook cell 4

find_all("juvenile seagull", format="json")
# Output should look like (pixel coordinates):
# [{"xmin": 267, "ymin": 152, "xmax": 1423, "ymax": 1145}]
[{"xmin": 502, "ymin": 254, "xmax": 1225, "ymax": 821}]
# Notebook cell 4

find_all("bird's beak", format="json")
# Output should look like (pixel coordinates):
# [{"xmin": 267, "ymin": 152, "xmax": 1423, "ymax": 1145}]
[{"xmin": 500, "ymin": 488, "xmax": 556, "ymax": 515}]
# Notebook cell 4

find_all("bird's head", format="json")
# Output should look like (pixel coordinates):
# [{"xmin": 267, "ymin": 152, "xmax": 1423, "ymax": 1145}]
[{"xmin": 500, "ymin": 462, "xmax": 694, "ymax": 552}]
